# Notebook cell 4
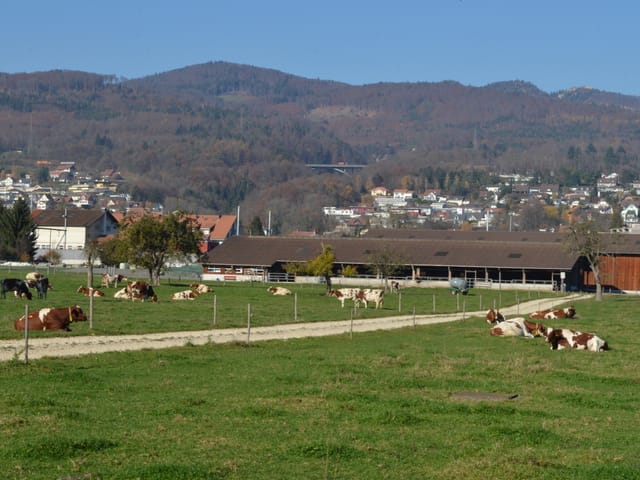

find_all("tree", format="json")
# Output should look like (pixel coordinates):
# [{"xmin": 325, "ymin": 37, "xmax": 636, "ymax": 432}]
[
  {"xmin": 97, "ymin": 237, "xmax": 127, "ymax": 267},
  {"xmin": 306, "ymin": 244, "xmax": 335, "ymax": 293},
  {"xmin": 248, "ymin": 215, "xmax": 264, "ymax": 236},
  {"xmin": 0, "ymin": 198, "xmax": 37, "ymax": 261},
  {"xmin": 367, "ymin": 245, "xmax": 406, "ymax": 291},
  {"xmin": 84, "ymin": 240, "xmax": 101, "ymax": 289},
  {"xmin": 119, "ymin": 212, "xmax": 203, "ymax": 285},
  {"xmin": 564, "ymin": 220, "xmax": 612, "ymax": 301}
]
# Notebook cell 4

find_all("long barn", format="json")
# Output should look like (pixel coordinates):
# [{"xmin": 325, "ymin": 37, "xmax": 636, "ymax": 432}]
[{"xmin": 202, "ymin": 230, "xmax": 593, "ymax": 291}]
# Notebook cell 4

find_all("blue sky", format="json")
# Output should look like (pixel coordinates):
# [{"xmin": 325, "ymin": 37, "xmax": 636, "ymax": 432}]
[{"xmin": 2, "ymin": 1, "xmax": 638, "ymax": 95}]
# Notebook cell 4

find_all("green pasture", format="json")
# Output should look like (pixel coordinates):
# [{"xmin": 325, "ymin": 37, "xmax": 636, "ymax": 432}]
[
  {"xmin": 0, "ymin": 268, "xmax": 560, "ymax": 339},
  {"xmin": 0, "ymin": 292, "xmax": 637, "ymax": 479}
]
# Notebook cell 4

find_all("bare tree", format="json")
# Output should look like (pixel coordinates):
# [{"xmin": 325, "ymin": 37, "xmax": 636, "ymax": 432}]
[
  {"xmin": 564, "ymin": 220, "xmax": 616, "ymax": 301},
  {"xmin": 367, "ymin": 245, "xmax": 406, "ymax": 291}
]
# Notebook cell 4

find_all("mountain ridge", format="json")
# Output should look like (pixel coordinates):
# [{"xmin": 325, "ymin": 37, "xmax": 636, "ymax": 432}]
[{"xmin": 1, "ymin": 61, "xmax": 639, "ymax": 233}]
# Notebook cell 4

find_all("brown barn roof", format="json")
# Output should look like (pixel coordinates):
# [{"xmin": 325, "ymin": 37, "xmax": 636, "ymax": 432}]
[{"xmin": 204, "ymin": 234, "xmax": 579, "ymax": 271}]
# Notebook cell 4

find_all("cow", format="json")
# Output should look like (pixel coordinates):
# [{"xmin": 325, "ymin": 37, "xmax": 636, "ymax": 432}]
[
  {"xmin": 101, "ymin": 273, "xmax": 128, "ymax": 288},
  {"xmin": 1, "ymin": 278, "xmax": 32, "ymax": 300},
  {"xmin": 361, "ymin": 289, "xmax": 384, "ymax": 309},
  {"xmin": 126, "ymin": 281, "xmax": 158, "ymax": 302},
  {"xmin": 190, "ymin": 283, "xmax": 212, "ymax": 294},
  {"xmin": 34, "ymin": 277, "xmax": 50, "ymax": 299},
  {"xmin": 113, "ymin": 287, "xmax": 131, "ymax": 299},
  {"xmin": 77, "ymin": 286, "xmax": 105, "ymax": 297},
  {"xmin": 544, "ymin": 328, "xmax": 609, "ymax": 352},
  {"xmin": 267, "ymin": 286, "xmax": 292, "ymax": 296},
  {"xmin": 489, "ymin": 318, "xmax": 545, "ymax": 338},
  {"xmin": 390, "ymin": 281, "xmax": 400, "ymax": 293},
  {"xmin": 328, "ymin": 288, "xmax": 365, "ymax": 308},
  {"xmin": 171, "ymin": 289, "xmax": 200, "ymax": 300},
  {"xmin": 529, "ymin": 305, "xmax": 576, "ymax": 320},
  {"xmin": 486, "ymin": 309, "xmax": 505, "ymax": 324},
  {"xmin": 14, "ymin": 305, "xmax": 87, "ymax": 331},
  {"xmin": 25, "ymin": 271, "xmax": 43, "ymax": 287}
]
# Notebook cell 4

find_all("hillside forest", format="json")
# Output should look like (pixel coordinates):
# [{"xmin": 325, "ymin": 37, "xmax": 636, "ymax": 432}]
[{"xmin": 2, "ymin": 62, "xmax": 640, "ymax": 233}]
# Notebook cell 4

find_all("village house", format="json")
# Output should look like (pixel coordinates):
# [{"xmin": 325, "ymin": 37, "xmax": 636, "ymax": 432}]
[{"xmin": 32, "ymin": 208, "xmax": 120, "ymax": 265}]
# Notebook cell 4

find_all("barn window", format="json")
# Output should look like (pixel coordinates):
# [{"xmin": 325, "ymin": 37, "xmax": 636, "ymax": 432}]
[
  {"xmin": 434, "ymin": 251, "xmax": 448, "ymax": 256},
  {"xmin": 508, "ymin": 253, "xmax": 522, "ymax": 258}
]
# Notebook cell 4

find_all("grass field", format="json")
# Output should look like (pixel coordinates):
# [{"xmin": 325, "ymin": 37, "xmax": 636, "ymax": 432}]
[
  {"xmin": 1, "ymin": 269, "xmax": 635, "ymax": 479},
  {"xmin": 0, "ymin": 268, "xmax": 560, "ymax": 339}
]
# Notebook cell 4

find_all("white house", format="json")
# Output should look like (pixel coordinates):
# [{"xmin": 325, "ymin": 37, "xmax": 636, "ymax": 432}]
[{"xmin": 33, "ymin": 208, "xmax": 120, "ymax": 265}]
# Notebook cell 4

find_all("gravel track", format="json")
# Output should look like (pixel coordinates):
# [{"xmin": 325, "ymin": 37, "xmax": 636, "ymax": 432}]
[{"xmin": 0, "ymin": 294, "xmax": 590, "ymax": 362}]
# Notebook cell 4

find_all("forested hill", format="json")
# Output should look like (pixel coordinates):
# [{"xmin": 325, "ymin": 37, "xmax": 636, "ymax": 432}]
[{"xmin": 2, "ymin": 61, "xmax": 640, "ymax": 233}]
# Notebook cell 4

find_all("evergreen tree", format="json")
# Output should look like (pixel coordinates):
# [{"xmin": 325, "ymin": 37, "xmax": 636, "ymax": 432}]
[{"xmin": 0, "ymin": 198, "xmax": 37, "ymax": 261}]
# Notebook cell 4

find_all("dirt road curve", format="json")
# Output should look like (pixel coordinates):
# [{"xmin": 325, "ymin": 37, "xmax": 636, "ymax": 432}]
[{"xmin": 0, "ymin": 294, "xmax": 590, "ymax": 362}]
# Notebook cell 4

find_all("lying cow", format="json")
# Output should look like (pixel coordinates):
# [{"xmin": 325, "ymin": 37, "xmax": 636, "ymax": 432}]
[
  {"xmin": 544, "ymin": 328, "xmax": 609, "ymax": 352},
  {"xmin": 1, "ymin": 278, "xmax": 32, "ymax": 300},
  {"xmin": 14, "ymin": 305, "xmax": 87, "ymax": 331},
  {"xmin": 171, "ymin": 289, "xmax": 199, "ymax": 300},
  {"xmin": 101, "ymin": 273, "xmax": 128, "ymax": 288},
  {"xmin": 489, "ymin": 318, "xmax": 545, "ymax": 338},
  {"xmin": 127, "ymin": 281, "xmax": 158, "ymax": 302},
  {"xmin": 328, "ymin": 288, "xmax": 365, "ymax": 308},
  {"xmin": 486, "ymin": 309, "xmax": 505, "ymax": 324},
  {"xmin": 267, "ymin": 286, "xmax": 292, "ymax": 296},
  {"xmin": 190, "ymin": 283, "xmax": 212, "ymax": 294},
  {"xmin": 77, "ymin": 286, "xmax": 105, "ymax": 297},
  {"xmin": 529, "ymin": 305, "xmax": 576, "ymax": 320},
  {"xmin": 113, "ymin": 287, "xmax": 131, "ymax": 299},
  {"xmin": 361, "ymin": 288, "xmax": 384, "ymax": 309}
]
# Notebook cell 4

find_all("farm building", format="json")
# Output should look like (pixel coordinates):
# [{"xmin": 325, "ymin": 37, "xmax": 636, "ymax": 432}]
[
  {"xmin": 202, "ymin": 230, "xmax": 585, "ymax": 291},
  {"xmin": 201, "ymin": 229, "xmax": 640, "ymax": 292}
]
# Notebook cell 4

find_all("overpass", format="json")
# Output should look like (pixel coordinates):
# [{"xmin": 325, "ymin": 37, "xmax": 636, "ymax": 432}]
[{"xmin": 307, "ymin": 163, "xmax": 366, "ymax": 175}]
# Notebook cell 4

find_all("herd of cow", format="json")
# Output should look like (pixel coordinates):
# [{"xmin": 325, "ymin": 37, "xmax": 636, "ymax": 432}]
[
  {"xmin": 2, "ymin": 271, "xmax": 217, "ymax": 331},
  {"xmin": 2, "ymin": 272, "xmax": 610, "ymax": 351},
  {"xmin": 486, "ymin": 305, "xmax": 609, "ymax": 352}
]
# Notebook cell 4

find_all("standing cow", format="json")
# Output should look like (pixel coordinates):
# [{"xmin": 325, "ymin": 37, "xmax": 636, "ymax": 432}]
[
  {"xmin": 34, "ymin": 277, "xmax": 51, "ymax": 299},
  {"xmin": 1, "ymin": 279, "xmax": 32, "ymax": 300}
]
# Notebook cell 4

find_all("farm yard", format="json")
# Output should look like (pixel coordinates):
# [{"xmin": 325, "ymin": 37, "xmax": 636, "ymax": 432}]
[{"xmin": 0, "ymin": 268, "xmax": 637, "ymax": 479}]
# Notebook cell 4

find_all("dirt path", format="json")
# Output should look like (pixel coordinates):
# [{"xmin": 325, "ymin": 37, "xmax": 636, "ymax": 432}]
[{"xmin": 0, "ymin": 294, "xmax": 590, "ymax": 362}]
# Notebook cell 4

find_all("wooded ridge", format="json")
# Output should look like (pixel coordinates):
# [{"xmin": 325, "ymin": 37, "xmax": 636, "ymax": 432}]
[{"xmin": 1, "ymin": 61, "xmax": 639, "ymax": 233}]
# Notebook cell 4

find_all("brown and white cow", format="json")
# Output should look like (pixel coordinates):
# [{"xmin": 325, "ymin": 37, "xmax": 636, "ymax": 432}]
[
  {"xmin": 190, "ymin": 283, "xmax": 212, "ymax": 294},
  {"xmin": 489, "ymin": 318, "xmax": 545, "ymax": 338},
  {"xmin": 25, "ymin": 272, "xmax": 43, "ymax": 286},
  {"xmin": 328, "ymin": 288, "xmax": 365, "ymax": 308},
  {"xmin": 361, "ymin": 289, "xmax": 384, "ymax": 309},
  {"xmin": 171, "ymin": 289, "xmax": 200, "ymax": 300},
  {"xmin": 544, "ymin": 328, "xmax": 609, "ymax": 352},
  {"xmin": 101, "ymin": 273, "xmax": 128, "ymax": 288},
  {"xmin": 486, "ymin": 309, "xmax": 505, "ymax": 324},
  {"xmin": 113, "ymin": 287, "xmax": 131, "ymax": 299},
  {"xmin": 267, "ymin": 286, "xmax": 292, "ymax": 296},
  {"xmin": 529, "ymin": 305, "xmax": 576, "ymax": 320},
  {"xmin": 14, "ymin": 305, "xmax": 88, "ymax": 331},
  {"xmin": 77, "ymin": 286, "xmax": 105, "ymax": 297},
  {"xmin": 126, "ymin": 281, "xmax": 158, "ymax": 302}
]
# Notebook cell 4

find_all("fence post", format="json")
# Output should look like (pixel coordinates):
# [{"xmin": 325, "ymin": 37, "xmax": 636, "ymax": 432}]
[
  {"xmin": 294, "ymin": 293, "xmax": 298, "ymax": 322},
  {"xmin": 212, "ymin": 294, "xmax": 217, "ymax": 328},
  {"xmin": 24, "ymin": 304, "xmax": 29, "ymax": 364},
  {"xmin": 246, "ymin": 304, "xmax": 251, "ymax": 345},
  {"xmin": 398, "ymin": 292, "xmax": 402, "ymax": 313},
  {"xmin": 350, "ymin": 308, "xmax": 354, "ymax": 339}
]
